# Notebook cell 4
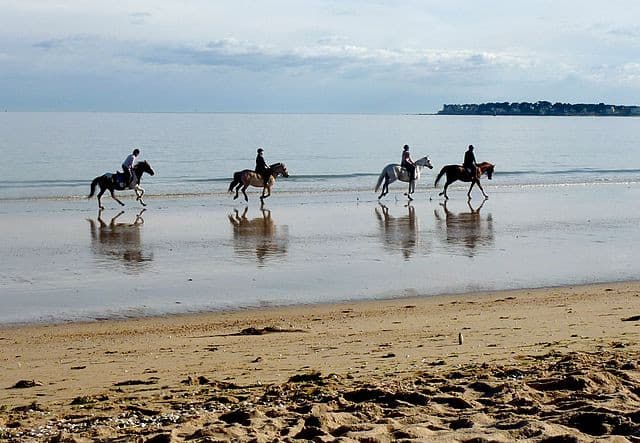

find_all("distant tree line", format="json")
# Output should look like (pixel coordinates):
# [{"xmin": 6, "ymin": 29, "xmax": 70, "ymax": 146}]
[{"xmin": 438, "ymin": 101, "xmax": 640, "ymax": 116}]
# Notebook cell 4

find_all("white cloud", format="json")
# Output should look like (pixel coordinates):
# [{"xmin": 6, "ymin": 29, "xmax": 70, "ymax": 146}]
[{"xmin": 1, "ymin": 1, "xmax": 639, "ymax": 111}]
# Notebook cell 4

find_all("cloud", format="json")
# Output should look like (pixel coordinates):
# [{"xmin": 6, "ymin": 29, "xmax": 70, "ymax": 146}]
[
  {"xmin": 132, "ymin": 37, "xmax": 539, "ymax": 81},
  {"xmin": 129, "ymin": 12, "xmax": 152, "ymax": 25}
]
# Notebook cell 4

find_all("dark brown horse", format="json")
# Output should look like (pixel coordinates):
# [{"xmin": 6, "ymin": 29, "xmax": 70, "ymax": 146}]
[
  {"xmin": 434, "ymin": 161, "xmax": 494, "ymax": 200},
  {"xmin": 88, "ymin": 161, "xmax": 155, "ymax": 209},
  {"xmin": 228, "ymin": 162, "xmax": 289, "ymax": 204}
]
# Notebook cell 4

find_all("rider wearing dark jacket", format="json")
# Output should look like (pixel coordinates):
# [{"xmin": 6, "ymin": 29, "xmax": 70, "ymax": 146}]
[
  {"xmin": 401, "ymin": 144, "xmax": 416, "ymax": 184},
  {"xmin": 463, "ymin": 144, "xmax": 477, "ymax": 178},
  {"xmin": 255, "ymin": 148, "xmax": 272, "ymax": 186}
]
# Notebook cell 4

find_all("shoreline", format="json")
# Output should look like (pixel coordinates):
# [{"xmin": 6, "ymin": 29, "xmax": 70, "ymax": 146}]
[
  {"xmin": 2, "ymin": 281, "xmax": 639, "ymax": 440},
  {"xmin": 0, "ymin": 278, "xmax": 637, "ymax": 329}
]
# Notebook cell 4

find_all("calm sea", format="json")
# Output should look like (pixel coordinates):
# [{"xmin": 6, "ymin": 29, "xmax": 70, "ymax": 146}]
[
  {"xmin": 2, "ymin": 112, "xmax": 640, "ymax": 324},
  {"xmin": 1, "ymin": 112, "xmax": 639, "ymax": 200}
]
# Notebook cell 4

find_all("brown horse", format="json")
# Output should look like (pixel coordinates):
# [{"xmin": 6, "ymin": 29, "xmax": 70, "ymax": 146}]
[
  {"xmin": 228, "ymin": 162, "xmax": 289, "ymax": 204},
  {"xmin": 434, "ymin": 161, "xmax": 494, "ymax": 200}
]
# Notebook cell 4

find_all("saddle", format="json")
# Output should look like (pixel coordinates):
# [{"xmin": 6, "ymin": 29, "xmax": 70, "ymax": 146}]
[
  {"xmin": 462, "ymin": 166, "xmax": 479, "ymax": 180},
  {"xmin": 107, "ymin": 172, "xmax": 135, "ymax": 190}
]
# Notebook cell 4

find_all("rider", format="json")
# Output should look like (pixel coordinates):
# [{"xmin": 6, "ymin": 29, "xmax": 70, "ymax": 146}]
[
  {"xmin": 122, "ymin": 148, "xmax": 140, "ymax": 188},
  {"xmin": 255, "ymin": 147, "xmax": 272, "ymax": 186},
  {"xmin": 463, "ymin": 144, "xmax": 477, "ymax": 179},
  {"xmin": 401, "ymin": 144, "xmax": 416, "ymax": 186}
]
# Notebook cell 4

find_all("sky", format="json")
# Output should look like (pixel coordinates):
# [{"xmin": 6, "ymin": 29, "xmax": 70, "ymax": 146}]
[{"xmin": 1, "ymin": 0, "xmax": 639, "ymax": 113}]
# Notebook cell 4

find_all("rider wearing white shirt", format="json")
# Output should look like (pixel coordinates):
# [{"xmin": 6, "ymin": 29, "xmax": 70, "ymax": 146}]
[{"xmin": 122, "ymin": 148, "xmax": 140, "ymax": 188}]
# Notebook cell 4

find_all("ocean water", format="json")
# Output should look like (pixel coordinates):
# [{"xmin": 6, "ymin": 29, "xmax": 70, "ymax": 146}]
[
  {"xmin": 1, "ymin": 112, "xmax": 639, "ymax": 200},
  {"xmin": 1, "ymin": 113, "xmax": 640, "ymax": 324}
]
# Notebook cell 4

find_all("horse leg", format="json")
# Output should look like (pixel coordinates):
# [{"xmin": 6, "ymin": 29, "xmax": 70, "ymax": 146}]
[
  {"xmin": 241, "ymin": 184, "xmax": 249, "ymax": 202},
  {"xmin": 233, "ymin": 183, "xmax": 241, "ymax": 200},
  {"xmin": 405, "ymin": 181, "xmax": 414, "ymax": 200},
  {"xmin": 97, "ymin": 188, "xmax": 106, "ymax": 210},
  {"xmin": 440, "ymin": 180, "xmax": 452, "ymax": 200},
  {"xmin": 138, "ymin": 190, "xmax": 147, "ymax": 207},
  {"xmin": 467, "ymin": 181, "xmax": 476, "ymax": 200},
  {"xmin": 135, "ymin": 185, "xmax": 147, "ymax": 206},
  {"xmin": 476, "ymin": 180, "xmax": 488, "ymax": 199},
  {"xmin": 135, "ymin": 185, "xmax": 145, "ymax": 200},
  {"xmin": 110, "ymin": 190, "xmax": 125, "ymax": 206},
  {"xmin": 378, "ymin": 177, "xmax": 388, "ymax": 199},
  {"xmin": 260, "ymin": 185, "xmax": 271, "ymax": 204}
]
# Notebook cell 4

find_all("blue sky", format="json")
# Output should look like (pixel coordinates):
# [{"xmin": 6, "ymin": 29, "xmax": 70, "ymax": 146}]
[{"xmin": 1, "ymin": 0, "xmax": 639, "ymax": 112}]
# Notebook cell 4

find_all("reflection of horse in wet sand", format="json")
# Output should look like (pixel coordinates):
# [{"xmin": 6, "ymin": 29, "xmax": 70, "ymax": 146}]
[
  {"xmin": 374, "ymin": 203, "xmax": 420, "ymax": 259},
  {"xmin": 434, "ymin": 161, "xmax": 494, "ymax": 200},
  {"xmin": 228, "ymin": 162, "xmax": 289, "ymax": 204},
  {"xmin": 228, "ymin": 207, "xmax": 288, "ymax": 264},
  {"xmin": 375, "ymin": 156, "xmax": 434, "ymax": 200},
  {"xmin": 434, "ymin": 199, "xmax": 493, "ymax": 255},
  {"xmin": 86, "ymin": 209, "xmax": 153, "ymax": 272}
]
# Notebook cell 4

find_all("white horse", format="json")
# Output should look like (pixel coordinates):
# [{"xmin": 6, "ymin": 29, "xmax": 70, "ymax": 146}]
[{"xmin": 375, "ymin": 156, "xmax": 434, "ymax": 200}]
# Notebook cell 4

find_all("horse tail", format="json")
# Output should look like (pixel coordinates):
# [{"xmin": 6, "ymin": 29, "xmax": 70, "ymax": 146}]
[
  {"xmin": 88, "ymin": 177, "xmax": 99, "ymax": 198},
  {"xmin": 434, "ymin": 166, "xmax": 447, "ymax": 187},
  {"xmin": 374, "ymin": 169, "xmax": 386, "ymax": 192},
  {"xmin": 228, "ymin": 171, "xmax": 242, "ymax": 192}
]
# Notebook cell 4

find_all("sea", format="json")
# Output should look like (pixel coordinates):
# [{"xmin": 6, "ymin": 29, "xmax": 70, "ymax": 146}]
[{"xmin": 1, "ymin": 112, "xmax": 639, "ymax": 324}]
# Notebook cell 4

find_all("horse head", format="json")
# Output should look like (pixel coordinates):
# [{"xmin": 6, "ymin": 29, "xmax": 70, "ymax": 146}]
[
  {"xmin": 484, "ymin": 163, "xmax": 494, "ymax": 180},
  {"xmin": 415, "ymin": 156, "xmax": 433, "ymax": 169},
  {"xmin": 271, "ymin": 162, "xmax": 289, "ymax": 178},
  {"xmin": 135, "ymin": 160, "xmax": 155, "ymax": 176}
]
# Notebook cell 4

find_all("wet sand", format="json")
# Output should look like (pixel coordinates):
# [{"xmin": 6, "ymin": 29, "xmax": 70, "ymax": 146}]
[
  {"xmin": 1, "ymin": 281, "xmax": 639, "ymax": 441},
  {"xmin": 2, "ymin": 182, "xmax": 640, "ymax": 324}
]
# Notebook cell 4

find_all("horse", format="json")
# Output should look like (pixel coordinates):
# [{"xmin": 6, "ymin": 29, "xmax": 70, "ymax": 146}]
[
  {"xmin": 374, "ymin": 156, "xmax": 434, "ymax": 200},
  {"xmin": 88, "ymin": 160, "xmax": 155, "ymax": 209},
  {"xmin": 434, "ymin": 161, "xmax": 494, "ymax": 200},
  {"xmin": 228, "ymin": 162, "xmax": 289, "ymax": 204}
]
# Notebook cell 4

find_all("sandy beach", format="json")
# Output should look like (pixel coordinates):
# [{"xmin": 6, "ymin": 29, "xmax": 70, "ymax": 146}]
[{"xmin": 1, "ymin": 281, "xmax": 639, "ymax": 441}]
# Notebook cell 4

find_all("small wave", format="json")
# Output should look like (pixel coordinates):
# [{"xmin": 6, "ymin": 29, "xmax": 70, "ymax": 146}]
[{"xmin": 497, "ymin": 168, "xmax": 640, "ymax": 176}]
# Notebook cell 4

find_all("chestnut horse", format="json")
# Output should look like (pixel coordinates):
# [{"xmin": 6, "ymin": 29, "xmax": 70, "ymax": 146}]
[
  {"xmin": 434, "ymin": 161, "xmax": 494, "ymax": 200},
  {"xmin": 228, "ymin": 162, "xmax": 289, "ymax": 204}
]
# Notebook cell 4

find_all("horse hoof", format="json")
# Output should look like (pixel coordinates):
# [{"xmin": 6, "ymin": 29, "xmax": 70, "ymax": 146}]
[{"xmin": 233, "ymin": 196, "xmax": 238, "ymax": 200}]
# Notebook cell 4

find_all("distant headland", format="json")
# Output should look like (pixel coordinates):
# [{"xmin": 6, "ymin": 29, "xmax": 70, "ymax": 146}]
[{"xmin": 437, "ymin": 101, "xmax": 640, "ymax": 116}]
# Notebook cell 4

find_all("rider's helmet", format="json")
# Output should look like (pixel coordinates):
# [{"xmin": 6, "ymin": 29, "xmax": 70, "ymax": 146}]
[
  {"xmin": 403, "ymin": 144, "xmax": 410, "ymax": 151},
  {"xmin": 133, "ymin": 148, "xmax": 140, "ymax": 156},
  {"xmin": 468, "ymin": 144, "xmax": 474, "ymax": 150},
  {"xmin": 257, "ymin": 147, "xmax": 264, "ymax": 153}
]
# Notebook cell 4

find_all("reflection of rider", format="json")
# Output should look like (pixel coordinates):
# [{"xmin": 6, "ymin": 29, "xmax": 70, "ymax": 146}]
[
  {"xmin": 255, "ymin": 147, "xmax": 272, "ymax": 187},
  {"xmin": 401, "ymin": 144, "xmax": 416, "ymax": 184},
  {"xmin": 122, "ymin": 148, "xmax": 140, "ymax": 188},
  {"xmin": 463, "ymin": 144, "xmax": 477, "ymax": 179}
]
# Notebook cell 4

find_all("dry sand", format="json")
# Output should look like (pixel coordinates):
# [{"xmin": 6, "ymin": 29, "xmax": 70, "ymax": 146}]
[{"xmin": 1, "ymin": 282, "xmax": 640, "ymax": 442}]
